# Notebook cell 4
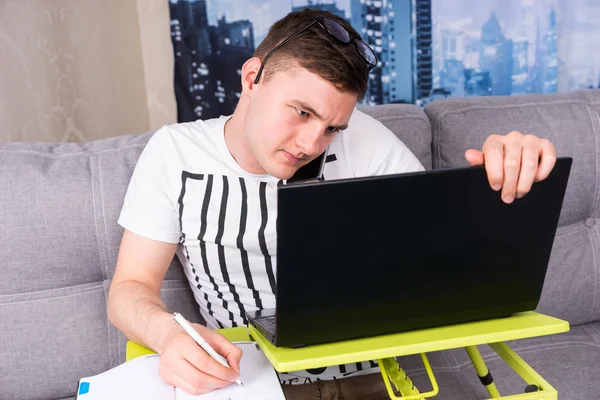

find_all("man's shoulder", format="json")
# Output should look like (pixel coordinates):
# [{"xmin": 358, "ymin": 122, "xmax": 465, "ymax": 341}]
[
  {"xmin": 347, "ymin": 107, "xmax": 382, "ymax": 129},
  {"xmin": 326, "ymin": 107, "xmax": 424, "ymax": 176},
  {"xmin": 143, "ymin": 116, "xmax": 228, "ymax": 158},
  {"xmin": 152, "ymin": 116, "xmax": 227, "ymax": 143},
  {"xmin": 343, "ymin": 108, "xmax": 399, "ymax": 140},
  {"xmin": 332, "ymin": 107, "xmax": 398, "ymax": 149}
]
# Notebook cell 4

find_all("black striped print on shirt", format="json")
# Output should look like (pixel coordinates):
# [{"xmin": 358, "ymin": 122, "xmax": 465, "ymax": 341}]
[{"xmin": 177, "ymin": 171, "xmax": 275, "ymax": 327}]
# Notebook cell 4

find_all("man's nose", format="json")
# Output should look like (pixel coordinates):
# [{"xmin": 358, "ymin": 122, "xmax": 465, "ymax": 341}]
[{"xmin": 295, "ymin": 126, "xmax": 323, "ymax": 156}]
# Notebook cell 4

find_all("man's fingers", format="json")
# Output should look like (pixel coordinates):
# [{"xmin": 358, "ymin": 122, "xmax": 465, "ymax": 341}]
[
  {"xmin": 160, "ymin": 356, "xmax": 229, "ymax": 395},
  {"xmin": 224, "ymin": 346, "xmax": 242, "ymax": 373},
  {"xmin": 465, "ymin": 149, "xmax": 484, "ymax": 166},
  {"xmin": 500, "ymin": 132, "xmax": 524, "ymax": 203},
  {"xmin": 205, "ymin": 331, "xmax": 243, "ymax": 373},
  {"xmin": 181, "ymin": 357, "xmax": 232, "ymax": 391},
  {"xmin": 479, "ymin": 131, "xmax": 555, "ymax": 201},
  {"xmin": 184, "ymin": 345, "xmax": 240, "ymax": 383},
  {"xmin": 515, "ymin": 135, "xmax": 541, "ymax": 199},
  {"xmin": 162, "ymin": 371, "xmax": 211, "ymax": 396},
  {"xmin": 481, "ymin": 134, "xmax": 504, "ymax": 191},
  {"xmin": 535, "ymin": 138, "xmax": 557, "ymax": 182}
]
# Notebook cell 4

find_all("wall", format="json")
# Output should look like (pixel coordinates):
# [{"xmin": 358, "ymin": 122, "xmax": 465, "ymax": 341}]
[{"xmin": 0, "ymin": 0, "xmax": 176, "ymax": 142}]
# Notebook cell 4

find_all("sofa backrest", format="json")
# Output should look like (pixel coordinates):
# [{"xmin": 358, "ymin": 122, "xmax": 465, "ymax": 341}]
[
  {"xmin": 0, "ymin": 133, "xmax": 201, "ymax": 400},
  {"xmin": 425, "ymin": 89, "xmax": 600, "ymax": 326}
]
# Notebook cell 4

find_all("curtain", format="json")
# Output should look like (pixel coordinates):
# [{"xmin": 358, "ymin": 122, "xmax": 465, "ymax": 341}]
[{"xmin": 0, "ymin": 0, "xmax": 176, "ymax": 142}]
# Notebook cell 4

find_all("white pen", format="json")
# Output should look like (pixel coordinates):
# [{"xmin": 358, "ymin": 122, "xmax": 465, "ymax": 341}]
[{"xmin": 173, "ymin": 312, "xmax": 244, "ymax": 386}]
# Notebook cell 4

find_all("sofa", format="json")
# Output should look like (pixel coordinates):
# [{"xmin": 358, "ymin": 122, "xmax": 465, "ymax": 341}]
[{"xmin": 2, "ymin": 89, "xmax": 599, "ymax": 400}]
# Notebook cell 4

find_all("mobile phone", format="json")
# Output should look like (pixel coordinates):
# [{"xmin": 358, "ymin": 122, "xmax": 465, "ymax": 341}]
[{"xmin": 286, "ymin": 149, "xmax": 328, "ymax": 184}]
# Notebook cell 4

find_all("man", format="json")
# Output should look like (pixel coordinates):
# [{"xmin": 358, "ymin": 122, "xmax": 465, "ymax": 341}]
[{"xmin": 107, "ymin": 9, "xmax": 556, "ymax": 400}]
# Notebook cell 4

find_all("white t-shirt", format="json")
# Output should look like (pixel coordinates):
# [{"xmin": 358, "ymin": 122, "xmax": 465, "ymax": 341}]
[{"xmin": 118, "ymin": 108, "xmax": 424, "ymax": 384}]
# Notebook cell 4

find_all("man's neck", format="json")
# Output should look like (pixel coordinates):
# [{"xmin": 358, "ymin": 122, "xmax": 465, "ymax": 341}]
[{"xmin": 223, "ymin": 101, "xmax": 265, "ymax": 175}]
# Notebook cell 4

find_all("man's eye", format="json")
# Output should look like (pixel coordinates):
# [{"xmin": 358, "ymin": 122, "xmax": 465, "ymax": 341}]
[
  {"xmin": 327, "ymin": 126, "xmax": 339, "ymax": 134},
  {"xmin": 295, "ymin": 108, "xmax": 309, "ymax": 118}
]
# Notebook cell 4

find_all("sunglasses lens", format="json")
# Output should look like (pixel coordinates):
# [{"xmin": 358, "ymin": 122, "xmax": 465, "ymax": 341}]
[
  {"xmin": 323, "ymin": 18, "xmax": 350, "ymax": 43},
  {"xmin": 356, "ymin": 40, "xmax": 377, "ymax": 67}
]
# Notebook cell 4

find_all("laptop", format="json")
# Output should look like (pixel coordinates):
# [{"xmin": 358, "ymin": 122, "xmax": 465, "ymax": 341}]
[{"xmin": 246, "ymin": 157, "xmax": 572, "ymax": 348}]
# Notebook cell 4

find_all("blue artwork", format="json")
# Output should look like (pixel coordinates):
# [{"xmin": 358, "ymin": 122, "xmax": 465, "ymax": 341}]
[{"xmin": 168, "ymin": 0, "xmax": 600, "ymax": 121}]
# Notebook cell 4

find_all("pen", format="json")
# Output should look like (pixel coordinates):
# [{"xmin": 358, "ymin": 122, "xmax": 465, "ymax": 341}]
[{"xmin": 173, "ymin": 312, "xmax": 244, "ymax": 386}]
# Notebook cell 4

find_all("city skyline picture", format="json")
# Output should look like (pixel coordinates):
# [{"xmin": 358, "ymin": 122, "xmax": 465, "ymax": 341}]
[{"xmin": 169, "ymin": 0, "xmax": 600, "ymax": 122}]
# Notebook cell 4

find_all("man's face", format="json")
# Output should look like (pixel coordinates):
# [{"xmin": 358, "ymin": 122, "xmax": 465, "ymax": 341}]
[{"xmin": 244, "ymin": 67, "xmax": 358, "ymax": 180}]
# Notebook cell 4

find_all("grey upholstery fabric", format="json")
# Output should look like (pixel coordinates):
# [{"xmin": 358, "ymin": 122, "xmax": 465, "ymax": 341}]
[
  {"xmin": 425, "ymin": 89, "xmax": 600, "ymax": 326},
  {"xmin": 0, "ymin": 283, "xmax": 109, "ymax": 400},
  {"xmin": 0, "ymin": 134, "xmax": 201, "ymax": 400}
]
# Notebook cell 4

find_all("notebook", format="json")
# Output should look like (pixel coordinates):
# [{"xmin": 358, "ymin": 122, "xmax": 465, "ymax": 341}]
[{"xmin": 76, "ymin": 342, "xmax": 285, "ymax": 400}]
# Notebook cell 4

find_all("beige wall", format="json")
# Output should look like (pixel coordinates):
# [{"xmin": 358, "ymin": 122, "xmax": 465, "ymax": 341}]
[{"xmin": 0, "ymin": 0, "xmax": 177, "ymax": 142}]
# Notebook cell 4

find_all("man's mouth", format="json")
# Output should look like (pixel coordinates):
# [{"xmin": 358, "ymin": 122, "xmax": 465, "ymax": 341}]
[{"xmin": 282, "ymin": 150, "xmax": 306, "ymax": 164}]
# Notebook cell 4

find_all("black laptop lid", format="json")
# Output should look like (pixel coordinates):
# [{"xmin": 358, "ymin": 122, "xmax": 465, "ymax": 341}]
[{"xmin": 274, "ymin": 157, "xmax": 572, "ymax": 347}]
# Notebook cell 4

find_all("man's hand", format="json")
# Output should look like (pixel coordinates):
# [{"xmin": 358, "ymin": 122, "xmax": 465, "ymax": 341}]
[
  {"xmin": 465, "ymin": 131, "xmax": 557, "ymax": 204},
  {"xmin": 158, "ymin": 322, "xmax": 243, "ymax": 395}
]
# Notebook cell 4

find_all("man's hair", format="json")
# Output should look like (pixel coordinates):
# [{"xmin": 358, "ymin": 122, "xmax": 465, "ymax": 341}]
[{"xmin": 254, "ymin": 9, "xmax": 370, "ymax": 101}]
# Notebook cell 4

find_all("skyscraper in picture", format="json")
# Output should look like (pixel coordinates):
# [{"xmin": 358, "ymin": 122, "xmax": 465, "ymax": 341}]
[
  {"xmin": 387, "ymin": 0, "xmax": 414, "ymax": 104},
  {"xmin": 542, "ymin": 8, "xmax": 557, "ymax": 93},
  {"xmin": 210, "ymin": 17, "xmax": 255, "ymax": 108},
  {"xmin": 414, "ymin": 0, "xmax": 433, "ymax": 103},
  {"xmin": 351, "ymin": 0, "xmax": 414, "ymax": 105},
  {"xmin": 511, "ymin": 39, "xmax": 530, "ymax": 95},
  {"xmin": 170, "ymin": 0, "xmax": 214, "ymax": 122},
  {"xmin": 169, "ymin": 0, "xmax": 255, "ymax": 121},
  {"xmin": 480, "ymin": 12, "xmax": 513, "ymax": 96}
]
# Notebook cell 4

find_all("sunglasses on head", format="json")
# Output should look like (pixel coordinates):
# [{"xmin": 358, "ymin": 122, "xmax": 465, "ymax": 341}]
[{"xmin": 254, "ymin": 16, "xmax": 378, "ymax": 84}]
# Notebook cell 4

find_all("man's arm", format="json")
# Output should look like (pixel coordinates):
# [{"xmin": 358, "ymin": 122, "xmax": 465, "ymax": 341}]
[
  {"xmin": 107, "ymin": 229, "xmax": 242, "ymax": 395},
  {"xmin": 107, "ymin": 229, "xmax": 179, "ymax": 353}
]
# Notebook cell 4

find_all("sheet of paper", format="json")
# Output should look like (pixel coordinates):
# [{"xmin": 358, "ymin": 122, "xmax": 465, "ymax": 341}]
[
  {"xmin": 76, "ymin": 342, "xmax": 284, "ymax": 400},
  {"xmin": 176, "ymin": 342, "xmax": 285, "ymax": 400},
  {"xmin": 77, "ymin": 354, "xmax": 175, "ymax": 400}
]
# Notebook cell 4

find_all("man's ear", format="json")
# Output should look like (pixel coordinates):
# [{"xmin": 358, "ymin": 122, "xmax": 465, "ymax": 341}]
[{"xmin": 240, "ymin": 57, "xmax": 263, "ymax": 95}]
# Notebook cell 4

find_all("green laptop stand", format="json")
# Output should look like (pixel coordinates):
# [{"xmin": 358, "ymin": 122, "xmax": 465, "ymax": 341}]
[{"xmin": 126, "ymin": 311, "xmax": 568, "ymax": 399}]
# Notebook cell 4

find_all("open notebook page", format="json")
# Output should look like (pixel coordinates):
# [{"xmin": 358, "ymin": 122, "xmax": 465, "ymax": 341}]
[
  {"xmin": 176, "ymin": 342, "xmax": 285, "ymax": 400},
  {"xmin": 77, "ymin": 354, "xmax": 174, "ymax": 399},
  {"xmin": 77, "ymin": 342, "xmax": 284, "ymax": 400}
]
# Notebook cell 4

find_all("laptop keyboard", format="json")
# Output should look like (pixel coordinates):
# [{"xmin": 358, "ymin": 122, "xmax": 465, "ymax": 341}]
[
  {"xmin": 250, "ymin": 314, "xmax": 275, "ymax": 343},
  {"xmin": 258, "ymin": 316, "xmax": 276, "ymax": 334}
]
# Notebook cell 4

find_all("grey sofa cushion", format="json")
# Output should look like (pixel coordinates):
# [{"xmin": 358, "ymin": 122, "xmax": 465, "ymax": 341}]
[
  {"xmin": 0, "ymin": 132, "xmax": 195, "ymax": 284},
  {"xmin": 0, "ymin": 283, "xmax": 109, "ymax": 400},
  {"xmin": 425, "ymin": 90, "xmax": 600, "ymax": 326},
  {"xmin": 1, "ymin": 148, "xmax": 103, "ymax": 295},
  {"xmin": 0, "ymin": 134, "xmax": 202, "ymax": 400},
  {"xmin": 359, "ymin": 104, "xmax": 433, "ymax": 169}
]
